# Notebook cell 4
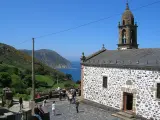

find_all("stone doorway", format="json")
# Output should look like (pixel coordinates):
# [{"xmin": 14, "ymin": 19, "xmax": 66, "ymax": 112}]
[{"xmin": 123, "ymin": 92, "xmax": 133, "ymax": 111}]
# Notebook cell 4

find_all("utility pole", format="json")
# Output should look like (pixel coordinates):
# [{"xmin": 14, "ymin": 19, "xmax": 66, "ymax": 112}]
[{"xmin": 32, "ymin": 38, "xmax": 35, "ymax": 101}]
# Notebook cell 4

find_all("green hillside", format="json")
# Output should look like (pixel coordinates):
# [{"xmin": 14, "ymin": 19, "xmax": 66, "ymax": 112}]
[
  {"xmin": 36, "ymin": 75, "xmax": 54, "ymax": 86},
  {"xmin": 0, "ymin": 43, "xmax": 65, "ymax": 77},
  {"xmin": 0, "ymin": 43, "xmax": 79, "ymax": 101}
]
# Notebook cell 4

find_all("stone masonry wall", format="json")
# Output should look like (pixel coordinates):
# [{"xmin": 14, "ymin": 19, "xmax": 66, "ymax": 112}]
[{"xmin": 83, "ymin": 66, "xmax": 160, "ymax": 119}]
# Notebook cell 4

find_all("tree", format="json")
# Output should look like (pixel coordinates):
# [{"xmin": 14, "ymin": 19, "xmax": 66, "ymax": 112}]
[
  {"xmin": 66, "ymin": 74, "xmax": 72, "ymax": 80},
  {"xmin": 12, "ymin": 67, "xmax": 18, "ymax": 75},
  {"xmin": 24, "ymin": 69, "xmax": 32, "ymax": 75},
  {"xmin": 19, "ymin": 70, "xmax": 25, "ymax": 80},
  {"xmin": 0, "ymin": 72, "xmax": 12, "ymax": 87},
  {"xmin": 36, "ymin": 66, "xmax": 45, "ymax": 75},
  {"xmin": 23, "ymin": 75, "xmax": 32, "ymax": 87},
  {"xmin": 0, "ymin": 65, "xmax": 8, "ymax": 72},
  {"xmin": 11, "ymin": 74, "xmax": 26, "ymax": 89},
  {"xmin": 76, "ymin": 80, "xmax": 81, "ymax": 84}
]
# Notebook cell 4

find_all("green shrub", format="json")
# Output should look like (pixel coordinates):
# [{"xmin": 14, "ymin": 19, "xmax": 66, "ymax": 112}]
[
  {"xmin": 26, "ymin": 88, "xmax": 32, "ymax": 95},
  {"xmin": 11, "ymin": 74, "xmax": 26, "ymax": 89},
  {"xmin": 23, "ymin": 75, "xmax": 32, "ymax": 87},
  {"xmin": 64, "ymin": 83, "xmax": 73, "ymax": 88},
  {"xmin": 0, "ymin": 65, "xmax": 8, "ymax": 72},
  {"xmin": 0, "ymin": 72, "xmax": 12, "ymax": 87},
  {"xmin": 36, "ymin": 87, "xmax": 48, "ymax": 93},
  {"xmin": 10, "ymin": 88, "xmax": 16, "ymax": 95}
]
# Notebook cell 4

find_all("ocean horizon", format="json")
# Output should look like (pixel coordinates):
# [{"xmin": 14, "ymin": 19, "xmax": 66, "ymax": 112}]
[{"xmin": 57, "ymin": 61, "xmax": 81, "ymax": 82}]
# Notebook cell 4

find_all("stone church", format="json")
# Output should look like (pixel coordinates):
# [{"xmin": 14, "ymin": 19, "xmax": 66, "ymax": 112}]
[{"xmin": 80, "ymin": 2, "xmax": 160, "ymax": 120}]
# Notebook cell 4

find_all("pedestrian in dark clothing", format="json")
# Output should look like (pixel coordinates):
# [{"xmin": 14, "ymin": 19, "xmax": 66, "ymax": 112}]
[
  {"xmin": 74, "ymin": 90, "xmax": 76, "ymax": 97},
  {"xmin": 38, "ymin": 105, "xmax": 45, "ymax": 119},
  {"xmin": 49, "ymin": 91, "xmax": 52, "ymax": 98},
  {"xmin": 72, "ymin": 94, "xmax": 75, "ymax": 104},
  {"xmin": 19, "ymin": 97, "xmax": 23, "ymax": 112},
  {"xmin": 59, "ymin": 91, "xmax": 62, "ymax": 101},
  {"xmin": 62, "ymin": 90, "xmax": 66, "ymax": 98},
  {"xmin": 75, "ymin": 100, "xmax": 79, "ymax": 113}
]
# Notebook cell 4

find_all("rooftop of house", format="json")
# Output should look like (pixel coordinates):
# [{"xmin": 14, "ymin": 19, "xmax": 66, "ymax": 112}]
[{"xmin": 81, "ymin": 48, "xmax": 160, "ymax": 70}]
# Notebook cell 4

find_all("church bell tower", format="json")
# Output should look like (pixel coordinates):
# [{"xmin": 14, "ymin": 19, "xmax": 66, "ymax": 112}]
[{"xmin": 118, "ymin": 2, "xmax": 138, "ymax": 50}]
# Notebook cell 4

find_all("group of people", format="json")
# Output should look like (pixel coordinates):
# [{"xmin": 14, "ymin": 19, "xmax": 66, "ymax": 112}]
[
  {"xmin": 66, "ymin": 88, "xmax": 80, "ymax": 113},
  {"xmin": 57, "ymin": 88, "xmax": 80, "ymax": 113},
  {"xmin": 32, "ymin": 87, "xmax": 81, "ymax": 120}
]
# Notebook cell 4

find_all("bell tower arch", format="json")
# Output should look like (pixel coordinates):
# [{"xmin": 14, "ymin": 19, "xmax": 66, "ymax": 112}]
[{"xmin": 118, "ymin": 2, "xmax": 138, "ymax": 50}]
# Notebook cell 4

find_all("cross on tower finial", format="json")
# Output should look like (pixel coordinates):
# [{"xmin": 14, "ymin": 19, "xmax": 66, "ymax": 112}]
[
  {"xmin": 102, "ymin": 44, "xmax": 105, "ymax": 50},
  {"xmin": 126, "ymin": 0, "xmax": 129, "ymax": 10}
]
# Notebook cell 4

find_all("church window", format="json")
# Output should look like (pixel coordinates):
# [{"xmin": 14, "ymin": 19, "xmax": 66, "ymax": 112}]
[
  {"xmin": 157, "ymin": 83, "xmax": 160, "ymax": 99},
  {"xmin": 103, "ymin": 76, "xmax": 108, "ymax": 88},
  {"xmin": 130, "ymin": 30, "xmax": 135, "ymax": 44},
  {"xmin": 122, "ymin": 29, "xmax": 126, "ymax": 44}
]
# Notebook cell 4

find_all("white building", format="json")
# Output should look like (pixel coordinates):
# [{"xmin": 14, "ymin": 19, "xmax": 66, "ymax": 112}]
[{"xmin": 81, "ymin": 3, "xmax": 160, "ymax": 120}]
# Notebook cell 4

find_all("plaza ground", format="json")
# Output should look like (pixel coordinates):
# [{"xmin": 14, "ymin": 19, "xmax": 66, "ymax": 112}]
[
  {"xmin": 7, "ymin": 98, "xmax": 122, "ymax": 120},
  {"xmin": 45, "ymin": 99, "xmax": 121, "ymax": 120}
]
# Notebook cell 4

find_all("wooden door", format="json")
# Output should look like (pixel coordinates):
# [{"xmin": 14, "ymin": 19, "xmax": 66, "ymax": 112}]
[{"xmin": 123, "ymin": 92, "xmax": 127, "ymax": 111}]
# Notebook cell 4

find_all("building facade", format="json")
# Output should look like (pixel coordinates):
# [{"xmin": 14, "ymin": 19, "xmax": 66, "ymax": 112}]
[{"xmin": 81, "ymin": 3, "xmax": 160, "ymax": 120}]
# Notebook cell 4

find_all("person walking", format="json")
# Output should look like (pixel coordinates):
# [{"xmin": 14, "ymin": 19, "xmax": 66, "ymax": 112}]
[
  {"xmin": 68, "ymin": 93, "xmax": 72, "ymax": 104},
  {"xmin": 42, "ymin": 99, "xmax": 46, "ymax": 107},
  {"xmin": 66, "ymin": 90, "xmax": 69, "ymax": 101},
  {"xmin": 52, "ymin": 101, "xmax": 56, "ymax": 116},
  {"xmin": 59, "ymin": 91, "xmax": 62, "ymax": 101},
  {"xmin": 19, "ymin": 97, "xmax": 23, "ymax": 112},
  {"xmin": 75, "ymin": 100, "xmax": 79, "ymax": 113}
]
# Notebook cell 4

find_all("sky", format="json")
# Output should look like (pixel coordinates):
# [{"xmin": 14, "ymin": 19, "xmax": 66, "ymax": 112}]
[{"xmin": 0, "ymin": 0, "xmax": 160, "ymax": 61}]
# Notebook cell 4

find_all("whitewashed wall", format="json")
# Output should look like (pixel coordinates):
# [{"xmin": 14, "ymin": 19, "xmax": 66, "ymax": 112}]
[{"xmin": 83, "ymin": 66, "xmax": 160, "ymax": 119}]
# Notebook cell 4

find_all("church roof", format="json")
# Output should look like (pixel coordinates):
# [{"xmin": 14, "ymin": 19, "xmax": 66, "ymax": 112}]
[{"xmin": 82, "ymin": 48, "xmax": 160, "ymax": 70}]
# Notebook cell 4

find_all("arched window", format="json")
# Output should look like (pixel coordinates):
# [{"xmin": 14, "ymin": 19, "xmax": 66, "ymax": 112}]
[
  {"xmin": 122, "ymin": 29, "xmax": 126, "ymax": 44},
  {"xmin": 130, "ymin": 30, "xmax": 134, "ymax": 44},
  {"xmin": 123, "ymin": 20, "xmax": 125, "ymax": 25}
]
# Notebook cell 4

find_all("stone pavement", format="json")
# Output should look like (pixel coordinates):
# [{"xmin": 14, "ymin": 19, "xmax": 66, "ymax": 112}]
[{"xmin": 43, "ymin": 99, "xmax": 122, "ymax": 120}]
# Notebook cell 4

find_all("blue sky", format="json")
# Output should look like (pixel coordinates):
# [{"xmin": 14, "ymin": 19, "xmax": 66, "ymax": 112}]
[{"xmin": 0, "ymin": 0, "xmax": 160, "ymax": 61}]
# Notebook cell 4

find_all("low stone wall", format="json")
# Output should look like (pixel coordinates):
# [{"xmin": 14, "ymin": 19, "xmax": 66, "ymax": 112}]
[
  {"xmin": 0, "ymin": 108, "xmax": 32, "ymax": 120},
  {"xmin": 35, "ymin": 94, "xmax": 59, "ymax": 103},
  {"xmin": 0, "ymin": 108, "xmax": 10, "ymax": 115}
]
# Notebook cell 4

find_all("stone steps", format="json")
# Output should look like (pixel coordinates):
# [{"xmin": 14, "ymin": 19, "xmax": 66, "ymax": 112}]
[
  {"xmin": 117, "ymin": 111, "xmax": 134, "ymax": 118},
  {"xmin": 112, "ymin": 111, "xmax": 136, "ymax": 120},
  {"xmin": 112, "ymin": 113, "xmax": 136, "ymax": 120}
]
